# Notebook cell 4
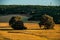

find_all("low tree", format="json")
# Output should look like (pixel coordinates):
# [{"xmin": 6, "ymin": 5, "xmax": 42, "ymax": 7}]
[
  {"xmin": 9, "ymin": 16, "xmax": 27, "ymax": 30},
  {"xmin": 39, "ymin": 14, "xmax": 55, "ymax": 29}
]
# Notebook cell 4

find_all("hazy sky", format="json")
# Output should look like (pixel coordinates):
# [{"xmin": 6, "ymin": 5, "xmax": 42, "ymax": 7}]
[{"xmin": 0, "ymin": 0, "xmax": 60, "ymax": 6}]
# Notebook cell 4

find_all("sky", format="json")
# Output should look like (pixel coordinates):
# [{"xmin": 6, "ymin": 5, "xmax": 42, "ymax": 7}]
[{"xmin": 0, "ymin": 0, "xmax": 60, "ymax": 6}]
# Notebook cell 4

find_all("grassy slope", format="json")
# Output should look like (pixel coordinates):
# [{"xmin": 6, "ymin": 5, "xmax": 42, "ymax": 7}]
[
  {"xmin": 0, "ymin": 29, "xmax": 60, "ymax": 40},
  {"xmin": 0, "ymin": 23, "xmax": 60, "ymax": 40},
  {"xmin": 0, "ymin": 23, "xmax": 60, "ymax": 30}
]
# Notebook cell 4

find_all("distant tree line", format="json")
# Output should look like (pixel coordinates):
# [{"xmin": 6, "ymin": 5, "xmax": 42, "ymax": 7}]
[{"xmin": 0, "ymin": 5, "xmax": 60, "ymax": 24}]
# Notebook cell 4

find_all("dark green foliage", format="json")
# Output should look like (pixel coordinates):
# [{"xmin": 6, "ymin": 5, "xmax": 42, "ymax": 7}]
[
  {"xmin": 9, "ymin": 16, "xmax": 27, "ymax": 30},
  {"xmin": 0, "ymin": 5, "xmax": 60, "ymax": 24},
  {"xmin": 39, "ymin": 14, "xmax": 55, "ymax": 29}
]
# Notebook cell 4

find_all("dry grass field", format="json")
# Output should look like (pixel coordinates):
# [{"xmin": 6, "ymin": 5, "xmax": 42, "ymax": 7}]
[{"xmin": 0, "ymin": 22, "xmax": 60, "ymax": 40}]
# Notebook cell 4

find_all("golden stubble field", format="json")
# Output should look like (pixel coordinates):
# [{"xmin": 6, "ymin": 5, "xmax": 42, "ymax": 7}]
[{"xmin": 0, "ymin": 22, "xmax": 60, "ymax": 40}]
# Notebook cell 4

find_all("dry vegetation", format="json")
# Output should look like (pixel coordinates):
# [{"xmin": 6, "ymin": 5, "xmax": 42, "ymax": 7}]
[{"xmin": 0, "ymin": 22, "xmax": 60, "ymax": 40}]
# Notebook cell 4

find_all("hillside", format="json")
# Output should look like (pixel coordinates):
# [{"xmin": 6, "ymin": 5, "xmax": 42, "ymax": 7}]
[{"xmin": 0, "ymin": 5, "xmax": 60, "ymax": 23}]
